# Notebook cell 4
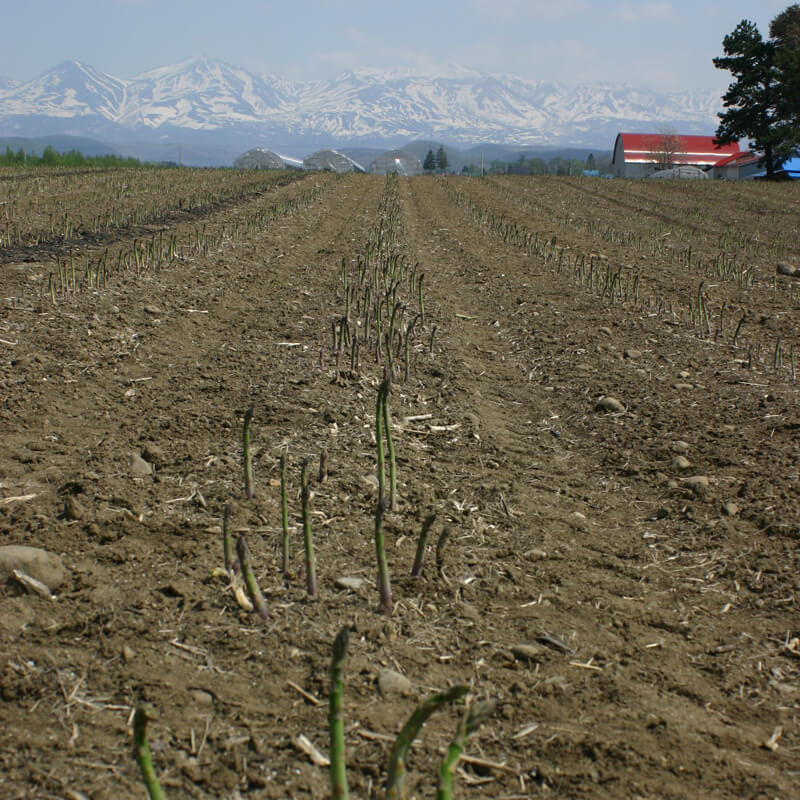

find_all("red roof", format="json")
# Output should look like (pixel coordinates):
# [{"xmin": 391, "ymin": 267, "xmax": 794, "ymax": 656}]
[
  {"xmin": 614, "ymin": 133, "xmax": 740, "ymax": 167},
  {"xmin": 713, "ymin": 151, "xmax": 760, "ymax": 168}
]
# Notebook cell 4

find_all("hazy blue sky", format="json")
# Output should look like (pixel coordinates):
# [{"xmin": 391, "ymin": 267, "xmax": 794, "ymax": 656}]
[{"xmin": 1, "ymin": 1, "xmax": 793, "ymax": 90}]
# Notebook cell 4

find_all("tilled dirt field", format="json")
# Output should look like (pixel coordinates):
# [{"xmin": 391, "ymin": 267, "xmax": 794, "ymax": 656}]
[{"xmin": 0, "ymin": 173, "xmax": 798, "ymax": 799}]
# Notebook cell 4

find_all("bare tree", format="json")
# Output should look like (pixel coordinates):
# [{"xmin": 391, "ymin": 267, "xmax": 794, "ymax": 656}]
[{"xmin": 649, "ymin": 128, "xmax": 682, "ymax": 171}]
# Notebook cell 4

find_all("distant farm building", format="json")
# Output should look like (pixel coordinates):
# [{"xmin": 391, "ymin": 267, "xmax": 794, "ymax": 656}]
[
  {"xmin": 234, "ymin": 148, "xmax": 287, "ymax": 170},
  {"xmin": 370, "ymin": 150, "xmax": 423, "ymax": 176},
  {"xmin": 773, "ymin": 154, "xmax": 800, "ymax": 180},
  {"xmin": 711, "ymin": 151, "xmax": 762, "ymax": 180},
  {"xmin": 649, "ymin": 166, "xmax": 709, "ymax": 180},
  {"xmin": 611, "ymin": 133, "xmax": 740, "ymax": 178},
  {"xmin": 303, "ymin": 149, "xmax": 365, "ymax": 173}
]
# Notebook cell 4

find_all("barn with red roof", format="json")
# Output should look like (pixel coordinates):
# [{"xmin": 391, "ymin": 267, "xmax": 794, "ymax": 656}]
[
  {"xmin": 611, "ymin": 133, "xmax": 741, "ymax": 178},
  {"xmin": 711, "ymin": 151, "xmax": 762, "ymax": 180}
]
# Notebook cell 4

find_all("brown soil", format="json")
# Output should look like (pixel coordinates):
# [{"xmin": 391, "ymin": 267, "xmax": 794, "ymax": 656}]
[{"xmin": 0, "ymin": 173, "xmax": 798, "ymax": 800}]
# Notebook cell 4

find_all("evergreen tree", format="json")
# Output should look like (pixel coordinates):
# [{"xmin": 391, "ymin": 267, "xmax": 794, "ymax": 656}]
[
  {"xmin": 586, "ymin": 153, "xmax": 596, "ymax": 171},
  {"xmin": 41, "ymin": 145, "xmax": 58, "ymax": 165},
  {"xmin": 713, "ymin": 13, "xmax": 798, "ymax": 177},
  {"xmin": 423, "ymin": 149, "xmax": 436, "ymax": 172},
  {"xmin": 771, "ymin": 4, "xmax": 800, "ymax": 155},
  {"xmin": 435, "ymin": 145, "xmax": 448, "ymax": 172}
]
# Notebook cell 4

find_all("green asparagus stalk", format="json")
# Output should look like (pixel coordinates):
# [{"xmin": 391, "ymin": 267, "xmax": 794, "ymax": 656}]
[
  {"xmin": 133, "ymin": 704, "xmax": 165, "ymax": 800},
  {"xmin": 236, "ymin": 536, "xmax": 268, "ymax": 620},
  {"xmin": 436, "ymin": 699, "xmax": 496, "ymax": 800},
  {"xmin": 375, "ymin": 381, "xmax": 393, "ymax": 613},
  {"xmin": 242, "ymin": 404, "xmax": 255, "ymax": 500},
  {"xmin": 329, "ymin": 627, "xmax": 350, "ymax": 800},
  {"xmin": 436, "ymin": 526, "xmax": 452, "ymax": 577},
  {"xmin": 301, "ymin": 458, "xmax": 318, "ymax": 598},
  {"xmin": 386, "ymin": 686, "xmax": 469, "ymax": 800},
  {"xmin": 280, "ymin": 454, "xmax": 290, "ymax": 578},
  {"xmin": 319, "ymin": 447, "xmax": 328, "ymax": 483},
  {"xmin": 222, "ymin": 502, "xmax": 234, "ymax": 575},
  {"xmin": 381, "ymin": 379, "xmax": 398, "ymax": 512},
  {"xmin": 411, "ymin": 514, "xmax": 436, "ymax": 578}
]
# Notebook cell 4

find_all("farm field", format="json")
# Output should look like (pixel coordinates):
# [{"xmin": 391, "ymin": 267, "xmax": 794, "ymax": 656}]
[{"xmin": 0, "ymin": 169, "xmax": 798, "ymax": 799}]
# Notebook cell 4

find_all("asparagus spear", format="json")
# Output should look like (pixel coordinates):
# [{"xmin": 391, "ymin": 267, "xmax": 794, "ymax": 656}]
[
  {"xmin": 329, "ymin": 627, "xmax": 350, "ymax": 800},
  {"xmin": 242, "ymin": 404, "xmax": 255, "ymax": 500},
  {"xmin": 236, "ymin": 536, "xmax": 268, "ymax": 620},
  {"xmin": 386, "ymin": 686, "xmax": 469, "ymax": 800},
  {"xmin": 436, "ymin": 699, "xmax": 496, "ymax": 800},
  {"xmin": 133, "ymin": 704, "xmax": 165, "ymax": 800}
]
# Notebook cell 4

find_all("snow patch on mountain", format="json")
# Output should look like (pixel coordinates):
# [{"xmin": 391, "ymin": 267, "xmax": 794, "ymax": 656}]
[{"xmin": 0, "ymin": 57, "xmax": 724, "ymax": 148}]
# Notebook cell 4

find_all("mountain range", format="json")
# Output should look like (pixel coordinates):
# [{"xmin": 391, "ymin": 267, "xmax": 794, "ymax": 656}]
[{"xmin": 0, "ymin": 57, "xmax": 726, "ymax": 166}]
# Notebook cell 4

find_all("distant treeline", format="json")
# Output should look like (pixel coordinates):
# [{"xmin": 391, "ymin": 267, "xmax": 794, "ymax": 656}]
[
  {"xmin": 461, "ymin": 152, "xmax": 612, "ymax": 176},
  {"xmin": 0, "ymin": 145, "xmax": 142, "ymax": 168}
]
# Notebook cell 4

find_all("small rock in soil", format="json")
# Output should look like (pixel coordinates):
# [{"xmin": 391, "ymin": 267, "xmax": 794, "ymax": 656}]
[
  {"xmin": 143, "ymin": 304, "xmax": 163, "ymax": 315},
  {"xmin": 596, "ymin": 396, "xmax": 625, "ymax": 413},
  {"xmin": 512, "ymin": 643, "xmax": 545, "ymax": 662},
  {"xmin": 378, "ymin": 668, "xmax": 412, "ymax": 698},
  {"xmin": 671, "ymin": 455, "xmax": 691, "ymax": 471},
  {"xmin": 599, "ymin": 327, "xmax": 613, "ymax": 337},
  {"xmin": 141, "ymin": 442, "xmax": 166, "ymax": 467},
  {"xmin": 0, "ymin": 545, "xmax": 68, "ymax": 590},
  {"xmin": 673, "ymin": 382, "xmax": 694, "ymax": 391},
  {"xmin": 624, "ymin": 349, "xmax": 642, "ymax": 359},
  {"xmin": 723, "ymin": 502, "xmax": 740, "ymax": 517},
  {"xmin": 458, "ymin": 602, "xmax": 482, "ymax": 622},
  {"xmin": 776, "ymin": 262, "xmax": 799, "ymax": 277},
  {"xmin": 335, "ymin": 576, "xmax": 365, "ymax": 591},
  {"xmin": 672, "ymin": 441, "xmax": 690, "ymax": 454},
  {"xmin": 190, "ymin": 689, "xmax": 215, "ymax": 706},
  {"xmin": 684, "ymin": 476, "xmax": 710, "ymax": 496},
  {"xmin": 129, "ymin": 453, "xmax": 153, "ymax": 476},
  {"xmin": 63, "ymin": 494, "xmax": 85, "ymax": 521},
  {"xmin": 525, "ymin": 548, "xmax": 548, "ymax": 560}
]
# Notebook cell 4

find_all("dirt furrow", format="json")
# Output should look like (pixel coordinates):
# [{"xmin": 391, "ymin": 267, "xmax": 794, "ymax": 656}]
[{"xmin": 397, "ymin": 176, "xmax": 797, "ymax": 799}]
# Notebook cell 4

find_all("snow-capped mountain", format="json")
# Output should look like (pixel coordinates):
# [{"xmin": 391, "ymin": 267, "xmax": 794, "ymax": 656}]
[
  {"xmin": 0, "ymin": 57, "xmax": 724, "ymax": 158},
  {"xmin": 1, "ymin": 60, "xmax": 126, "ymax": 119}
]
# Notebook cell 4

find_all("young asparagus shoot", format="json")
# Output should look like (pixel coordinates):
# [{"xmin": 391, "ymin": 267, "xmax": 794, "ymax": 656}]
[
  {"xmin": 411, "ymin": 514, "xmax": 437, "ymax": 578},
  {"xmin": 380, "ymin": 379, "xmax": 398, "ymax": 511},
  {"xmin": 319, "ymin": 447, "xmax": 328, "ymax": 483},
  {"xmin": 386, "ymin": 686, "xmax": 470, "ymax": 800},
  {"xmin": 436, "ymin": 526, "xmax": 452, "ymax": 577},
  {"xmin": 329, "ymin": 627, "xmax": 350, "ymax": 800},
  {"xmin": 222, "ymin": 502, "xmax": 234, "ymax": 576},
  {"xmin": 375, "ymin": 381, "xmax": 393, "ymax": 613},
  {"xmin": 236, "ymin": 536, "xmax": 269, "ymax": 620},
  {"xmin": 242, "ymin": 404, "xmax": 255, "ymax": 500},
  {"xmin": 133, "ymin": 704, "xmax": 166, "ymax": 800},
  {"xmin": 280, "ymin": 454, "xmax": 290, "ymax": 578},
  {"xmin": 436, "ymin": 699, "xmax": 497, "ymax": 800},
  {"xmin": 301, "ymin": 458, "xmax": 318, "ymax": 598}
]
